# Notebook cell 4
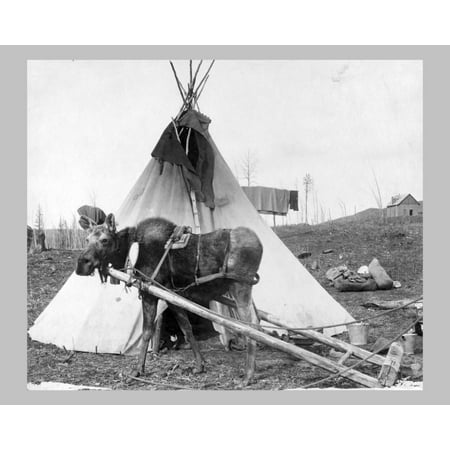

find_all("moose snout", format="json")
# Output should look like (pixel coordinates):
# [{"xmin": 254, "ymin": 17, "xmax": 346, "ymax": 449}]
[{"xmin": 76, "ymin": 255, "xmax": 97, "ymax": 276}]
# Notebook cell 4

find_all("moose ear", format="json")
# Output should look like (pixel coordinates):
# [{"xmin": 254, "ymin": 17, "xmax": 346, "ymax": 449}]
[
  {"xmin": 105, "ymin": 213, "xmax": 116, "ymax": 232},
  {"xmin": 79, "ymin": 215, "xmax": 96, "ymax": 231}
]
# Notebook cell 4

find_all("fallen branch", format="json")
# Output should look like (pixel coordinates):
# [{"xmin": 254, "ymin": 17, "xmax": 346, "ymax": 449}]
[{"xmin": 363, "ymin": 298, "xmax": 422, "ymax": 310}]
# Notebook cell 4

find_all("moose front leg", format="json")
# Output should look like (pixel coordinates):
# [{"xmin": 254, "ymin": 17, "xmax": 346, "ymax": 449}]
[
  {"xmin": 130, "ymin": 293, "xmax": 158, "ymax": 377},
  {"xmin": 170, "ymin": 306, "xmax": 205, "ymax": 374}
]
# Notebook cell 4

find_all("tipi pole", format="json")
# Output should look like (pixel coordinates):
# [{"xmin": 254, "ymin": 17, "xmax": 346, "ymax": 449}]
[
  {"xmin": 107, "ymin": 267, "xmax": 380, "ymax": 388},
  {"xmin": 185, "ymin": 127, "xmax": 201, "ymax": 234},
  {"xmin": 193, "ymin": 60, "xmax": 215, "ymax": 100},
  {"xmin": 169, "ymin": 61, "xmax": 186, "ymax": 104},
  {"xmin": 190, "ymin": 191, "xmax": 201, "ymax": 234},
  {"xmin": 192, "ymin": 60, "xmax": 203, "ymax": 86}
]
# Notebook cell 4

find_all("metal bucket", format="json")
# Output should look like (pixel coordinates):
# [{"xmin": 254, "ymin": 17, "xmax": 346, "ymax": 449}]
[
  {"xmin": 347, "ymin": 322, "xmax": 369, "ymax": 345},
  {"xmin": 402, "ymin": 333, "xmax": 416, "ymax": 355}
]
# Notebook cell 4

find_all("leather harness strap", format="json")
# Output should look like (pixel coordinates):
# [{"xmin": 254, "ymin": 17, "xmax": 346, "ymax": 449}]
[{"xmin": 136, "ymin": 226, "xmax": 260, "ymax": 291}]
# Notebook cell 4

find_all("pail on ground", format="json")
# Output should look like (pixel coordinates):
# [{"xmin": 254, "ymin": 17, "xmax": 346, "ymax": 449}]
[
  {"xmin": 402, "ymin": 333, "xmax": 416, "ymax": 354},
  {"xmin": 347, "ymin": 322, "xmax": 369, "ymax": 345}
]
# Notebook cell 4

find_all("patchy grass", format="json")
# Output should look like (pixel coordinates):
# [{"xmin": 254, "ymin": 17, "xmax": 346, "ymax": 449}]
[{"xmin": 27, "ymin": 216, "xmax": 423, "ymax": 390}]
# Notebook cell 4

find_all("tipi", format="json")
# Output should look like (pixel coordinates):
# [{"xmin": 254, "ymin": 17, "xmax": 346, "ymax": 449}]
[{"xmin": 28, "ymin": 61, "xmax": 353, "ymax": 355}]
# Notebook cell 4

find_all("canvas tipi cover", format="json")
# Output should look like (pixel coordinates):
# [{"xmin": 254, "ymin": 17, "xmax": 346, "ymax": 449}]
[{"xmin": 29, "ymin": 109, "xmax": 353, "ymax": 354}]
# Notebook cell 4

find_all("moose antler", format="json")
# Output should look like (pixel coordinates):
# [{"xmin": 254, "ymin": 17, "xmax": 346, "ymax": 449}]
[{"xmin": 79, "ymin": 215, "xmax": 98, "ymax": 230}]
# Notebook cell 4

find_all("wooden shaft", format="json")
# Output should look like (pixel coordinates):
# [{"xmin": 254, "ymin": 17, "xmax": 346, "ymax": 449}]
[
  {"xmin": 150, "ymin": 242, "xmax": 173, "ymax": 281},
  {"xmin": 108, "ymin": 267, "xmax": 380, "ymax": 388},
  {"xmin": 257, "ymin": 309, "xmax": 385, "ymax": 367},
  {"xmin": 219, "ymin": 296, "xmax": 385, "ymax": 367}
]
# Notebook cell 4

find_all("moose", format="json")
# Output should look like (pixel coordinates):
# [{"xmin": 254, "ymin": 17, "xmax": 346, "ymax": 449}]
[{"xmin": 76, "ymin": 213, "xmax": 263, "ymax": 386}]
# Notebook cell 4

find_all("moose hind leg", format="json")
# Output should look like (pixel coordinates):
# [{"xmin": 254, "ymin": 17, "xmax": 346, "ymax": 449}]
[
  {"xmin": 230, "ymin": 282, "xmax": 260, "ymax": 387},
  {"xmin": 170, "ymin": 306, "xmax": 205, "ymax": 374},
  {"xmin": 131, "ymin": 293, "xmax": 158, "ymax": 377}
]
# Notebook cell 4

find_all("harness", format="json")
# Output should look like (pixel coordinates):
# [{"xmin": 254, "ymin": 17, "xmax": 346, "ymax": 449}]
[{"xmin": 128, "ymin": 225, "xmax": 260, "ymax": 291}]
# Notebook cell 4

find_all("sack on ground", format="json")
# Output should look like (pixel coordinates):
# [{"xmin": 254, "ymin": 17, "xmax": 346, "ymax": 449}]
[
  {"xmin": 368, "ymin": 258, "xmax": 394, "ymax": 290},
  {"xmin": 334, "ymin": 277, "xmax": 378, "ymax": 292}
]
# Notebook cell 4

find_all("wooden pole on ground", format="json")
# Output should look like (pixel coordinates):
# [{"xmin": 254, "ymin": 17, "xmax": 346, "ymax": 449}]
[
  {"xmin": 256, "ymin": 308, "xmax": 385, "ymax": 367},
  {"xmin": 108, "ymin": 267, "xmax": 380, "ymax": 388},
  {"xmin": 218, "ymin": 295, "xmax": 385, "ymax": 367}
]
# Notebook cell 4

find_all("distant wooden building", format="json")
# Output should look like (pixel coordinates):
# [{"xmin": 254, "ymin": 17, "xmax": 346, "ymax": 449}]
[{"xmin": 386, "ymin": 194, "xmax": 422, "ymax": 218}]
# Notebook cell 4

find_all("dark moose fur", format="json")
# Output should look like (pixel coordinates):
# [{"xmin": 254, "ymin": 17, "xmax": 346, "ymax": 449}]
[{"xmin": 76, "ymin": 214, "xmax": 263, "ymax": 386}]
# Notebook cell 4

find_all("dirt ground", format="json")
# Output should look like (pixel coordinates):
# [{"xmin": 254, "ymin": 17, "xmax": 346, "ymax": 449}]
[{"xmin": 27, "ymin": 216, "xmax": 423, "ymax": 390}]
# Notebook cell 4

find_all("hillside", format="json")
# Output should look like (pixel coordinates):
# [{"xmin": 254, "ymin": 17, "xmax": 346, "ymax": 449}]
[
  {"xmin": 275, "ymin": 215, "xmax": 423, "ymax": 320},
  {"xmin": 328, "ymin": 207, "xmax": 386, "ymax": 224}
]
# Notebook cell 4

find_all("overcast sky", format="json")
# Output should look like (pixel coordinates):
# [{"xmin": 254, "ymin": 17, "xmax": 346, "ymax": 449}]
[{"xmin": 27, "ymin": 60, "xmax": 422, "ymax": 228}]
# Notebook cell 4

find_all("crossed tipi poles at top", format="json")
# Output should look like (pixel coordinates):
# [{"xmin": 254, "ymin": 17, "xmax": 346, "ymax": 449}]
[{"xmin": 169, "ymin": 60, "xmax": 215, "ymax": 118}]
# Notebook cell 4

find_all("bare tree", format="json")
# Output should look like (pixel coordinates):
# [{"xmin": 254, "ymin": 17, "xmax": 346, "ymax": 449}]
[
  {"xmin": 369, "ymin": 167, "xmax": 383, "ymax": 209},
  {"xmin": 338, "ymin": 199, "xmax": 347, "ymax": 217},
  {"xmin": 312, "ymin": 189, "xmax": 320, "ymax": 225},
  {"xmin": 34, "ymin": 204, "xmax": 47, "ymax": 251},
  {"xmin": 240, "ymin": 150, "xmax": 258, "ymax": 187},
  {"xmin": 57, "ymin": 216, "xmax": 69, "ymax": 249},
  {"xmin": 298, "ymin": 197, "xmax": 305, "ymax": 223},
  {"xmin": 303, "ymin": 173, "xmax": 313, "ymax": 224},
  {"xmin": 320, "ymin": 204, "xmax": 326, "ymax": 223},
  {"xmin": 34, "ymin": 204, "xmax": 45, "ymax": 232}
]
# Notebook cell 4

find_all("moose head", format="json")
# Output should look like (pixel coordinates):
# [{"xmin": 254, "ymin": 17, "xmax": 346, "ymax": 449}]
[{"xmin": 76, "ymin": 213, "xmax": 120, "ymax": 279}]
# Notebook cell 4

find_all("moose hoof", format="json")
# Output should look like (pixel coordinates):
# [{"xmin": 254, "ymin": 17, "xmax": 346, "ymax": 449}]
[
  {"xmin": 129, "ymin": 368, "xmax": 143, "ymax": 378},
  {"xmin": 237, "ymin": 375, "xmax": 254, "ymax": 389},
  {"xmin": 192, "ymin": 364, "xmax": 205, "ymax": 375}
]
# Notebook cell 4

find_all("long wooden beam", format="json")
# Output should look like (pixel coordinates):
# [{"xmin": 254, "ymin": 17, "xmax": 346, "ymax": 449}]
[
  {"xmin": 219, "ymin": 296, "xmax": 385, "ymax": 367},
  {"xmin": 108, "ymin": 267, "xmax": 380, "ymax": 388},
  {"xmin": 257, "ymin": 309, "xmax": 386, "ymax": 367}
]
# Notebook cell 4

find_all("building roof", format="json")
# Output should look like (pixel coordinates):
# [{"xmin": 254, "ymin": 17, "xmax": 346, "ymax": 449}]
[{"xmin": 387, "ymin": 193, "xmax": 420, "ymax": 207}]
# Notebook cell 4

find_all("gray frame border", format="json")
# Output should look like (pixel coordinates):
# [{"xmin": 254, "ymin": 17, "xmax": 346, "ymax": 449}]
[{"xmin": 2, "ymin": 45, "xmax": 446, "ymax": 404}]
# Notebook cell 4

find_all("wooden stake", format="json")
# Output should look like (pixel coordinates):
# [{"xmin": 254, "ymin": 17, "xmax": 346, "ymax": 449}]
[
  {"xmin": 108, "ymin": 267, "xmax": 381, "ymax": 388},
  {"xmin": 378, "ymin": 341, "xmax": 404, "ymax": 387}
]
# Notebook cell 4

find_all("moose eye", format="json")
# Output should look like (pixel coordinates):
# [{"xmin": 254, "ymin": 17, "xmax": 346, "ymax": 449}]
[{"xmin": 100, "ymin": 238, "xmax": 108, "ymax": 244}]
